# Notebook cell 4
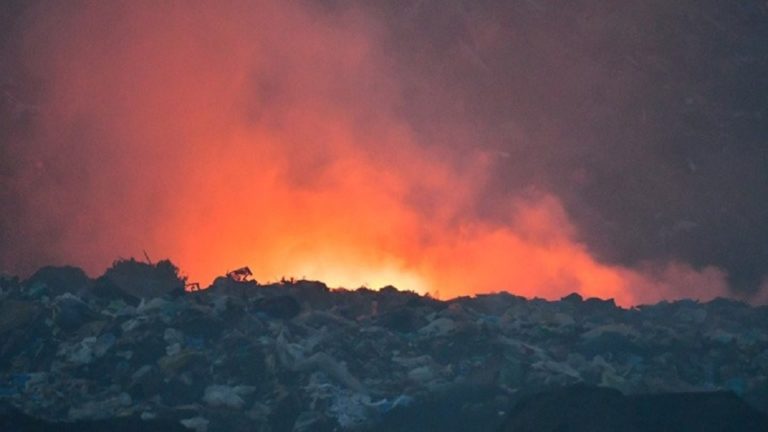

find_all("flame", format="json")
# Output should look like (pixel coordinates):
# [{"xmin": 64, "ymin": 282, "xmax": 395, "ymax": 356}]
[{"xmin": 6, "ymin": 1, "xmax": 730, "ymax": 306}]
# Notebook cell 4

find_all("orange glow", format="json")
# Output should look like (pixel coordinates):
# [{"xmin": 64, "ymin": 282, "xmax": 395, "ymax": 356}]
[{"xmin": 14, "ymin": 1, "xmax": 729, "ymax": 306}]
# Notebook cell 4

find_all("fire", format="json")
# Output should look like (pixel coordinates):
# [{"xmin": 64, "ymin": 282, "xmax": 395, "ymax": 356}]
[{"xmin": 5, "ymin": 1, "xmax": 730, "ymax": 306}]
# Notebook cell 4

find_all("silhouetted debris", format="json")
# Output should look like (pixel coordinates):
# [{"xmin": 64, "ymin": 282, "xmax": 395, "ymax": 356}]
[
  {"xmin": 1, "ymin": 262, "xmax": 768, "ymax": 431},
  {"xmin": 207, "ymin": 276, "xmax": 258, "ymax": 297},
  {"xmin": 226, "ymin": 267, "xmax": 253, "ymax": 282},
  {"xmin": 185, "ymin": 282, "xmax": 201, "ymax": 292},
  {"xmin": 100, "ymin": 259, "xmax": 185, "ymax": 300},
  {"xmin": 24, "ymin": 266, "xmax": 90, "ymax": 298}
]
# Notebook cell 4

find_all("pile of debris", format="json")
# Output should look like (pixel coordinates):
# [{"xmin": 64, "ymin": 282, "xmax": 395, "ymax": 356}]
[{"xmin": 1, "ymin": 260, "xmax": 767, "ymax": 431}]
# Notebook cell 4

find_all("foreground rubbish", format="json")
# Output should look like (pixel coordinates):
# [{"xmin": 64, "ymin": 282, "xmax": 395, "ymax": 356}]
[
  {"xmin": 498, "ymin": 385, "xmax": 768, "ymax": 432},
  {"xmin": 1, "ymin": 261, "xmax": 768, "ymax": 431}
]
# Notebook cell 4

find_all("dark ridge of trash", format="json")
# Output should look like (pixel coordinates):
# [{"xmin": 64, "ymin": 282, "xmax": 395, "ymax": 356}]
[
  {"xmin": 498, "ymin": 385, "xmax": 768, "ymax": 432},
  {"xmin": 25, "ymin": 266, "xmax": 91, "ymax": 299},
  {"xmin": 98, "ymin": 258, "xmax": 185, "ymax": 300},
  {"xmin": 1, "ymin": 261, "xmax": 768, "ymax": 431}
]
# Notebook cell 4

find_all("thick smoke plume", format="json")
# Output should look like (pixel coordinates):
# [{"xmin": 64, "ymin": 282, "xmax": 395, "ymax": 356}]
[{"xmin": 1, "ymin": 1, "xmax": 765, "ymax": 305}]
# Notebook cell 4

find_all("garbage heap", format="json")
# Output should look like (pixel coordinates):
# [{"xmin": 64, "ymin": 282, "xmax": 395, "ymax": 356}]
[{"xmin": 1, "ymin": 260, "xmax": 767, "ymax": 431}]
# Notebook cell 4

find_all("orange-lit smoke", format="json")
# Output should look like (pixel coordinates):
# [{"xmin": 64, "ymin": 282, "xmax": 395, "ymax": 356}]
[{"xmin": 8, "ymin": 1, "xmax": 730, "ymax": 306}]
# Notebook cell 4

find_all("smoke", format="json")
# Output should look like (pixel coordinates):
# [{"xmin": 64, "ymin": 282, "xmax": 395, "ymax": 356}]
[
  {"xmin": 369, "ymin": 0, "xmax": 768, "ymax": 297},
  {"xmin": 0, "ymin": 0, "xmax": 764, "ymax": 305}
]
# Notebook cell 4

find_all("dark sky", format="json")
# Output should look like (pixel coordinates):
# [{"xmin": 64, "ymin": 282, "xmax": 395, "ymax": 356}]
[{"xmin": 1, "ymin": 0, "xmax": 767, "ymax": 301}]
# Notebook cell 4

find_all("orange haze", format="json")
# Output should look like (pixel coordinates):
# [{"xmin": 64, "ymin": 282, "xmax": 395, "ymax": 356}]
[{"xmin": 8, "ymin": 1, "xmax": 729, "ymax": 306}]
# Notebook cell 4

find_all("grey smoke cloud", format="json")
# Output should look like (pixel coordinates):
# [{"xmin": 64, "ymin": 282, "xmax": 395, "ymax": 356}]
[
  {"xmin": 359, "ymin": 0, "xmax": 768, "ymax": 294},
  {"xmin": 1, "ymin": 0, "xmax": 766, "ymax": 300}
]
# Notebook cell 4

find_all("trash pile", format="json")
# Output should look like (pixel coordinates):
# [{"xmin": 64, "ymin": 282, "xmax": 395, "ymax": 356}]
[{"xmin": 1, "ymin": 260, "xmax": 768, "ymax": 431}]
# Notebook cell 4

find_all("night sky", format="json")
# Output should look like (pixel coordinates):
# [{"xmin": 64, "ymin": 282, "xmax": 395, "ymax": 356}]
[{"xmin": 1, "ymin": 0, "xmax": 767, "ymax": 304}]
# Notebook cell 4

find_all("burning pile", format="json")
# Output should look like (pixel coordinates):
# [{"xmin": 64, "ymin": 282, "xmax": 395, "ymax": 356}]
[{"xmin": 1, "ymin": 260, "xmax": 767, "ymax": 431}]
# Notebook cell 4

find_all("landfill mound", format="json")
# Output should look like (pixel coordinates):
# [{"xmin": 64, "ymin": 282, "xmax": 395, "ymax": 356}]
[{"xmin": 1, "ymin": 260, "xmax": 768, "ymax": 431}]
